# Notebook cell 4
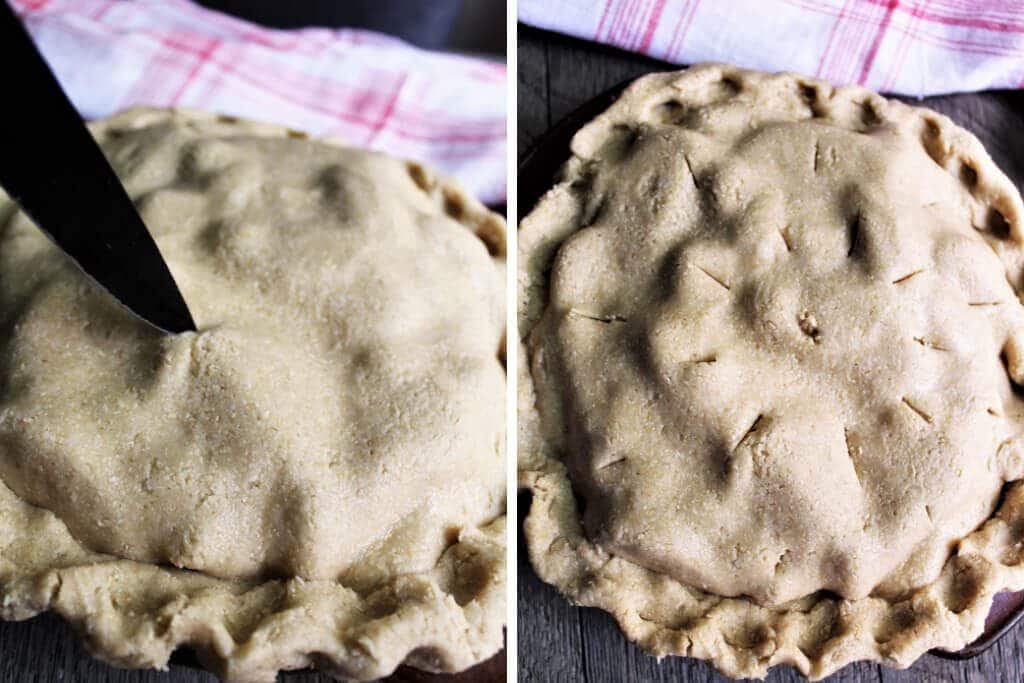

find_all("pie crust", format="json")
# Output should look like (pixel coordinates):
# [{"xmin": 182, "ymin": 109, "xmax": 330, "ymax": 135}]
[
  {"xmin": 519, "ymin": 64, "xmax": 1024, "ymax": 679},
  {"xmin": 0, "ymin": 108, "xmax": 506, "ymax": 681}
]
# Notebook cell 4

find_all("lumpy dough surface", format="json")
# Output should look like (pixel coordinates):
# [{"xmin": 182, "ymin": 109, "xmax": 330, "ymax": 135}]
[
  {"xmin": 0, "ymin": 111, "xmax": 506, "ymax": 584},
  {"xmin": 525, "ymin": 66, "xmax": 1024, "ymax": 606}
]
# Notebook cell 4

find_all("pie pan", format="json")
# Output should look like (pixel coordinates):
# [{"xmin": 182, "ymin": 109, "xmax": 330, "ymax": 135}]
[{"xmin": 518, "ymin": 75, "xmax": 1024, "ymax": 661}]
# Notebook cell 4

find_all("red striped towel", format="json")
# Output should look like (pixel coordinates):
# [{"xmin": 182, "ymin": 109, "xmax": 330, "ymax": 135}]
[
  {"xmin": 12, "ymin": 0, "xmax": 507, "ymax": 204},
  {"xmin": 519, "ymin": 0, "xmax": 1024, "ymax": 96}
]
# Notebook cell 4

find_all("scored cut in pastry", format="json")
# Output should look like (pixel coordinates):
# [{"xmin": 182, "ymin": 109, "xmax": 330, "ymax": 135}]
[
  {"xmin": 0, "ymin": 108, "xmax": 506, "ymax": 681},
  {"xmin": 519, "ymin": 64, "xmax": 1024, "ymax": 679}
]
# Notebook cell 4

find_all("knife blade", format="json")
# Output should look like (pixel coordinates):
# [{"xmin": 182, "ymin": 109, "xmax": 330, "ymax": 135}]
[{"xmin": 0, "ymin": 1, "xmax": 196, "ymax": 334}]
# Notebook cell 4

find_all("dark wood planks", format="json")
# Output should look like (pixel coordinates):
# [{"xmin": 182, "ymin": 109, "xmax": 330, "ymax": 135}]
[
  {"xmin": 0, "ymin": 614, "xmax": 504, "ymax": 682},
  {"xmin": 517, "ymin": 22, "xmax": 1024, "ymax": 683},
  {"xmin": 0, "ymin": 615, "xmax": 216, "ymax": 683},
  {"xmin": 518, "ymin": 491, "xmax": 586, "ymax": 682}
]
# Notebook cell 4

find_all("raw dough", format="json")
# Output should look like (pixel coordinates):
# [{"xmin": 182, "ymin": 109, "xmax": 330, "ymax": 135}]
[
  {"xmin": 520, "ymin": 64, "xmax": 1024, "ymax": 679},
  {"xmin": 0, "ymin": 108, "xmax": 506, "ymax": 681}
]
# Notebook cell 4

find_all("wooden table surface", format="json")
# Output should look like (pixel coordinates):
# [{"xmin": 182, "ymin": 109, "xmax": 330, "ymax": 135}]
[
  {"xmin": 0, "ymin": 613, "xmax": 503, "ymax": 682},
  {"xmin": 517, "ymin": 23, "xmax": 1024, "ymax": 683}
]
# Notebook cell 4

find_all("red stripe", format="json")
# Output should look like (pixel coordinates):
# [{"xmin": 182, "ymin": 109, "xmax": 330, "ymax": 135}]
[
  {"xmin": 858, "ymin": 1, "xmax": 898, "ymax": 85},
  {"xmin": 622, "ymin": 0, "xmax": 638, "ymax": 47},
  {"xmin": 90, "ymin": 0, "xmax": 116, "ymax": 21},
  {"xmin": 612, "ymin": 0, "xmax": 631, "ymax": 47},
  {"xmin": 153, "ymin": 0, "xmax": 465, "ymax": 65},
  {"xmin": 665, "ymin": 0, "xmax": 700, "ymax": 60},
  {"xmin": 637, "ymin": 0, "xmax": 668, "ymax": 52},
  {"xmin": 681, "ymin": 0, "xmax": 701, "ymax": 53},
  {"xmin": 155, "ymin": 36, "xmax": 503, "ymax": 145},
  {"xmin": 629, "ymin": 0, "xmax": 651, "ymax": 50},
  {"xmin": 168, "ymin": 38, "xmax": 220, "ymax": 106},
  {"xmin": 30, "ymin": 0, "xmax": 503, "ymax": 90},
  {"xmin": 860, "ymin": 0, "xmax": 1024, "ymax": 30},
  {"xmin": 372, "ymin": 74, "xmax": 406, "ymax": 135},
  {"xmin": 854, "ymin": 16, "xmax": 1024, "ymax": 59},
  {"xmin": 882, "ymin": 0, "xmax": 923, "ymax": 91},
  {"xmin": 932, "ymin": 0, "xmax": 1024, "ymax": 18},
  {"xmin": 149, "ymin": 32, "xmax": 503, "ymax": 136},
  {"xmin": 594, "ymin": 0, "xmax": 616, "ymax": 41},
  {"xmin": 614, "ymin": 0, "xmax": 636, "ymax": 47},
  {"xmin": 896, "ymin": 28, "xmax": 1023, "ymax": 55},
  {"xmin": 837, "ymin": 0, "xmax": 887, "ymax": 84},
  {"xmin": 193, "ymin": 42, "xmax": 226, "ymax": 110},
  {"xmin": 906, "ymin": 6, "xmax": 1024, "ymax": 32},
  {"xmin": 162, "ymin": 0, "xmax": 296, "ymax": 51},
  {"xmin": 663, "ymin": 4, "xmax": 688, "ymax": 58},
  {"xmin": 869, "ymin": 8, "xmax": 1024, "ymax": 56},
  {"xmin": 784, "ymin": 0, "xmax": 1024, "ymax": 71},
  {"xmin": 659, "ymin": 7, "xmax": 684, "ymax": 59},
  {"xmin": 817, "ymin": 0, "xmax": 851, "ymax": 78},
  {"xmin": 790, "ymin": 0, "xmax": 1024, "ymax": 35},
  {"xmin": 832, "ymin": 0, "xmax": 869, "ymax": 83},
  {"xmin": 630, "ymin": 0, "xmax": 648, "ymax": 49},
  {"xmin": 607, "ymin": 0, "xmax": 630, "ymax": 46}
]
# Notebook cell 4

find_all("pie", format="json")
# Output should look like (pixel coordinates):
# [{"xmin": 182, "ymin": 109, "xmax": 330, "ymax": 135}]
[
  {"xmin": 0, "ymin": 108, "xmax": 506, "ymax": 681},
  {"xmin": 519, "ymin": 64, "xmax": 1024, "ymax": 679}
]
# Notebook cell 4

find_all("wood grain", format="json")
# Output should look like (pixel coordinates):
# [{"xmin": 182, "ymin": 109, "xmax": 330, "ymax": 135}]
[
  {"xmin": 517, "ymin": 22, "xmax": 1024, "ymax": 683},
  {"xmin": 0, "ymin": 614, "xmax": 504, "ymax": 682}
]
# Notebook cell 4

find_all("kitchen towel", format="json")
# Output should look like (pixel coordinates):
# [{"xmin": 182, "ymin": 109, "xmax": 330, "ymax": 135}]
[
  {"xmin": 12, "ymin": 0, "xmax": 507, "ymax": 203},
  {"xmin": 519, "ymin": 0, "xmax": 1024, "ymax": 97}
]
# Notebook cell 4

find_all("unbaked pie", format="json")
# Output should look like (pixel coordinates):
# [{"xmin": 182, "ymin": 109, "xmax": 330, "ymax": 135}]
[
  {"xmin": 0, "ymin": 108, "xmax": 506, "ymax": 681},
  {"xmin": 519, "ymin": 64, "xmax": 1024, "ymax": 679}
]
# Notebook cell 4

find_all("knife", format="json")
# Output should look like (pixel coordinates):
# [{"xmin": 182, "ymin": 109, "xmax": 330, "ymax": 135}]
[{"xmin": 0, "ymin": 1, "xmax": 196, "ymax": 334}]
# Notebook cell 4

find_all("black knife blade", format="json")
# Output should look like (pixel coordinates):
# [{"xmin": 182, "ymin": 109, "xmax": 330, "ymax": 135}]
[{"xmin": 0, "ymin": 1, "xmax": 196, "ymax": 334}]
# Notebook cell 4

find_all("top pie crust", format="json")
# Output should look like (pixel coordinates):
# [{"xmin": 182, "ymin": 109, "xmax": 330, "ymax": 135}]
[
  {"xmin": 520, "ymin": 64, "xmax": 1024, "ymax": 679},
  {"xmin": 0, "ymin": 108, "xmax": 506, "ymax": 681}
]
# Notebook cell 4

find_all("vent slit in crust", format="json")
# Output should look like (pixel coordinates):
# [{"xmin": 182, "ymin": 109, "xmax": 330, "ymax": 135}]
[
  {"xmin": 683, "ymin": 155, "xmax": 701, "ymax": 190},
  {"xmin": 598, "ymin": 456, "xmax": 629, "ymax": 471},
  {"xmin": 520, "ymin": 61, "xmax": 1024, "ymax": 679},
  {"xmin": 520, "ymin": 63, "xmax": 1024, "ymax": 681},
  {"xmin": 569, "ymin": 309, "xmax": 629, "ymax": 324},
  {"xmin": 892, "ymin": 269, "xmax": 925, "ymax": 285},
  {"xmin": 901, "ymin": 396, "xmax": 934, "ymax": 425},
  {"xmin": 913, "ymin": 336, "xmax": 949, "ymax": 352},
  {"xmin": 696, "ymin": 264, "xmax": 731, "ymax": 291},
  {"xmin": 0, "ymin": 107, "xmax": 507, "ymax": 682},
  {"xmin": 734, "ymin": 414, "xmax": 764, "ymax": 451},
  {"xmin": 778, "ymin": 227, "xmax": 794, "ymax": 252},
  {"xmin": 847, "ymin": 211, "xmax": 861, "ymax": 257},
  {"xmin": 843, "ymin": 428, "xmax": 864, "ymax": 491}
]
